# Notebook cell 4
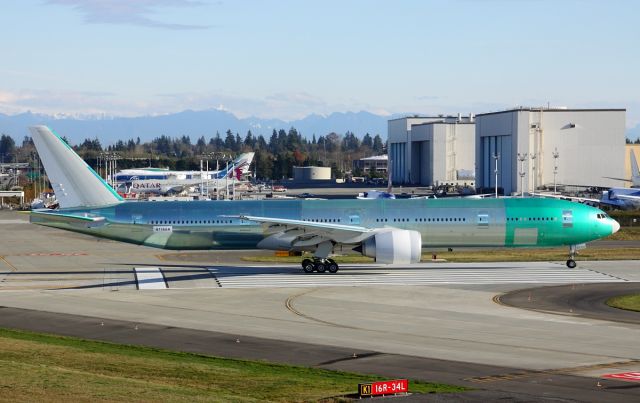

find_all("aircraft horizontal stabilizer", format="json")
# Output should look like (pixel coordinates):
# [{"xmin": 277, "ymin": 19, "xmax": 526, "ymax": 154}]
[{"xmin": 31, "ymin": 210, "xmax": 107, "ymax": 228}]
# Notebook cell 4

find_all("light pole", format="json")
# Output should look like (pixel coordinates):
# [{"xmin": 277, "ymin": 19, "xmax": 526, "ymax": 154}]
[
  {"xmin": 517, "ymin": 152, "xmax": 528, "ymax": 197},
  {"xmin": 530, "ymin": 153, "xmax": 537, "ymax": 195},
  {"xmin": 493, "ymin": 153, "xmax": 500, "ymax": 198},
  {"xmin": 552, "ymin": 148, "xmax": 559, "ymax": 194}
]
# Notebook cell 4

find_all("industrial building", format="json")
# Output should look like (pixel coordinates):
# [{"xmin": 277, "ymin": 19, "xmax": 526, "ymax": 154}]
[
  {"xmin": 353, "ymin": 155, "xmax": 388, "ymax": 174},
  {"xmin": 388, "ymin": 115, "xmax": 475, "ymax": 186},
  {"xmin": 475, "ymin": 108, "xmax": 626, "ymax": 195}
]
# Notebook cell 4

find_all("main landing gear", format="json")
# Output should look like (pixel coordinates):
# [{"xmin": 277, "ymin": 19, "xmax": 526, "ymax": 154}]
[
  {"xmin": 301, "ymin": 258, "xmax": 339, "ymax": 274},
  {"xmin": 566, "ymin": 245, "xmax": 577, "ymax": 268}
]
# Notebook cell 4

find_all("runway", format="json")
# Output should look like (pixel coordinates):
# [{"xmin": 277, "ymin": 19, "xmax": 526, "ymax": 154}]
[{"xmin": 1, "ymin": 210, "xmax": 640, "ymax": 401}]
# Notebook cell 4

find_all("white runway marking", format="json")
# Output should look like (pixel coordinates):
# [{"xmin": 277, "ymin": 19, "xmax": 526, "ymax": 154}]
[
  {"xmin": 135, "ymin": 267, "xmax": 167, "ymax": 289},
  {"xmin": 0, "ymin": 219, "xmax": 28, "ymax": 224},
  {"xmin": 199, "ymin": 263, "xmax": 628, "ymax": 289}
]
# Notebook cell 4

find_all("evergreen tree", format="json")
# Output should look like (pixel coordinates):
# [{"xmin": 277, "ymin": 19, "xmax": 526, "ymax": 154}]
[
  {"xmin": 224, "ymin": 130, "xmax": 236, "ymax": 151},
  {"xmin": 341, "ymin": 131, "xmax": 360, "ymax": 152},
  {"xmin": 235, "ymin": 133, "xmax": 242, "ymax": 151},
  {"xmin": 195, "ymin": 136, "xmax": 207, "ymax": 154},
  {"xmin": 0, "ymin": 134, "xmax": 16, "ymax": 161},
  {"xmin": 372, "ymin": 134, "xmax": 384, "ymax": 154},
  {"xmin": 257, "ymin": 135, "xmax": 267, "ymax": 150},
  {"xmin": 244, "ymin": 130, "xmax": 254, "ymax": 148},
  {"xmin": 362, "ymin": 133, "xmax": 373, "ymax": 149},
  {"xmin": 210, "ymin": 131, "xmax": 223, "ymax": 150}
]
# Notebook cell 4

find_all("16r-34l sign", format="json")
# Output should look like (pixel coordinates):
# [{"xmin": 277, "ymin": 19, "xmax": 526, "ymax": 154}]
[{"xmin": 359, "ymin": 379, "xmax": 408, "ymax": 397}]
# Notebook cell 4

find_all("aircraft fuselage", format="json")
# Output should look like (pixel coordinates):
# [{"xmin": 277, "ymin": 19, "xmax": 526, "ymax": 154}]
[{"xmin": 31, "ymin": 197, "xmax": 617, "ymax": 251}]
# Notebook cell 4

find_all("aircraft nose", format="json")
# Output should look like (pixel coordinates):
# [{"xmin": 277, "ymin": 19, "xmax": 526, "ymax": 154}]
[{"xmin": 611, "ymin": 220, "xmax": 620, "ymax": 234}]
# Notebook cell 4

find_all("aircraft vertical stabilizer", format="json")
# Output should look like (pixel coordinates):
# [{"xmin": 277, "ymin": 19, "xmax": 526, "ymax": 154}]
[
  {"xmin": 631, "ymin": 150, "xmax": 640, "ymax": 187},
  {"xmin": 30, "ymin": 126, "xmax": 123, "ymax": 208}
]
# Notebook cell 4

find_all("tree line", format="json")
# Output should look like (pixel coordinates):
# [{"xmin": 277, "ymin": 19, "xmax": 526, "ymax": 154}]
[{"xmin": 1, "ymin": 128, "xmax": 386, "ymax": 180}]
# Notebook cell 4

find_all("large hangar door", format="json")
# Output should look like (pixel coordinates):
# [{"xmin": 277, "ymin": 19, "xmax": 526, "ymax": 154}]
[
  {"xmin": 411, "ymin": 142, "xmax": 422, "ymax": 185},
  {"xmin": 480, "ymin": 135, "xmax": 512, "ymax": 193},
  {"xmin": 421, "ymin": 141, "xmax": 431, "ymax": 186}
]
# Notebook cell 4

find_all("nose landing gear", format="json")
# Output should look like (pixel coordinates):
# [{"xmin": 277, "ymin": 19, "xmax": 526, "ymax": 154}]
[{"xmin": 301, "ymin": 258, "xmax": 339, "ymax": 273}]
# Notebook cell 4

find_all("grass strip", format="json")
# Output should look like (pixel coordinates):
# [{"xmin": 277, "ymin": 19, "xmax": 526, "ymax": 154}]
[
  {"xmin": 0, "ymin": 328, "xmax": 465, "ymax": 402},
  {"xmin": 606, "ymin": 294, "xmax": 640, "ymax": 312},
  {"xmin": 604, "ymin": 226, "xmax": 640, "ymax": 241}
]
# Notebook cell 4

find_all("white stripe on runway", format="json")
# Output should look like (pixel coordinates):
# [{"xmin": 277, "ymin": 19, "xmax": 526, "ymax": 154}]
[
  {"xmin": 202, "ymin": 264, "xmax": 628, "ymax": 289},
  {"xmin": 135, "ymin": 267, "xmax": 167, "ymax": 289}
]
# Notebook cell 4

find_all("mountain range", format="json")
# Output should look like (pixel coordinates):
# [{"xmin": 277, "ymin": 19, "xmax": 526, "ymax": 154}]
[
  {"xmin": 2, "ymin": 109, "xmax": 637, "ymax": 145},
  {"xmin": 0, "ymin": 109, "xmax": 396, "ymax": 146}
]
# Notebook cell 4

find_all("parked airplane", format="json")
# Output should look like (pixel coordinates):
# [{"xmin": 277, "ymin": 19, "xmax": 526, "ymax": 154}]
[
  {"xmin": 357, "ymin": 189, "xmax": 395, "ymax": 199},
  {"xmin": 596, "ymin": 151, "xmax": 640, "ymax": 209},
  {"xmin": 357, "ymin": 158, "xmax": 395, "ymax": 199},
  {"xmin": 535, "ymin": 152, "xmax": 640, "ymax": 210},
  {"xmin": 29, "ymin": 126, "xmax": 619, "ymax": 272},
  {"xmin": 114, "ymin": 152, "xmax": 255, "ymax": 195},
  {"xmin": 604, "ymin": 149, "xmax": 640, "ymax": 187}
]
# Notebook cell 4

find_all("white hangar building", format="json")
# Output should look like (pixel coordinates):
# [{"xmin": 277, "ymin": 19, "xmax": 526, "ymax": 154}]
[
  {"xmin": 388, "ymin": 115, "xmax": 476, "ymax": 186},
  {"xmin": 475, "ymin": 107, "xmax": 626, "ymax": 195}
]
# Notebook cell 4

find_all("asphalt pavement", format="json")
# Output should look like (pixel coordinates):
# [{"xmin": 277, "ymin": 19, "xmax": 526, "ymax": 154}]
[
  {"xmin": 0, "ymin": 305, "xmax": 637, "ymax": 403},
  {"xmin": 498, "ymin": 282, "xmax": 640, "ymax": 324}
]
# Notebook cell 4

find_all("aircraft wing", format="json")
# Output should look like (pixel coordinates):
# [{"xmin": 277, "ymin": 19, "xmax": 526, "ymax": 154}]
[
  {"xmin": 614, "ymin": 194, "xmax": 640, "ymax": 201},
  {"xmin": 229, "ymin": 214, "xmax": 376, "ymax": 244},
  {"xmin": 603, "ymin": 176, "xmax": 632, "ymax": 183},
  {"xmin": 531, "ymin": 192, "xmax": 601, "ymax": 204}
]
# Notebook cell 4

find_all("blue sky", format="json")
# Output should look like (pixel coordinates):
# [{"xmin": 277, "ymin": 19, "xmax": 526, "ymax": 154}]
[{"xmin": 1, "ymin": 0, "xmax": 639, "ymax": 128}]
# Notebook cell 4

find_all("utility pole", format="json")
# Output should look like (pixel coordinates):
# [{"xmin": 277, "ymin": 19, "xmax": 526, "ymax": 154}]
[
  {"xmin": 517, "ymin": 152, "xmax": 528, "ymax": 197},
  {"xmin": 493, "ymin": 153, "xmax": 500, "ymax": 198},
  {"xmin": 552, "ymin": 148, "xmax": 559, "ymax": 194},
  {"xmin": 530, "ymin": 153, "xmax": 537, "ymax": 195},
  {"xmin": 225, "ymin": 159, "xmax": 229, "ymax": 200}
]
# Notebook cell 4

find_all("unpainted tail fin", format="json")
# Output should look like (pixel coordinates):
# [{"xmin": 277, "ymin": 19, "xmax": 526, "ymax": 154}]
[
  {"xmin": 631, "ymin": 150, "xmax": 640, "ymax": 187},
  {"xmin": 30, "ymin": 126, "xmax": 123, "ymax": 208}
]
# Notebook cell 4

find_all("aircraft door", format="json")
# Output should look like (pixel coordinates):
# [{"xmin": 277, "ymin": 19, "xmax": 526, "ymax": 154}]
[
  {"xmin": 562, "ymin": 210, "xmax": 573, "ymax": 228},
  {"xmin": 477, "ymin": 213, "xmax": 489, "ymax": 228}
]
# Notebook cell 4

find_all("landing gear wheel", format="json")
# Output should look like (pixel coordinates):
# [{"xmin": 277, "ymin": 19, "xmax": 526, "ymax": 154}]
[
  {"xmin": 566, "ymin": 245, "xmax": 578, "ymax": 269},
  {"xmin": 327, "ymin": 259, "xmax": 339, "ymax": 273},
  {"xmin": 315, "ymin": 262, "xmax": 326, "ymax": 273},
  {"xmin": 302, "ymin": 259, "xmax": 315, "ymax": 273}
]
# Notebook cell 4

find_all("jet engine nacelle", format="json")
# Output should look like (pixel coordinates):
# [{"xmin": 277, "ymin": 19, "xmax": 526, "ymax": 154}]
[{"xmin": 357, "ymin": 229, "xmax": 422, "ymax": 264}]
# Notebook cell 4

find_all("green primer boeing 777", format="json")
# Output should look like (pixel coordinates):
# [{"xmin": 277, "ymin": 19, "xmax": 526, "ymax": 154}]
[{"xmin": 29, "ymin": 126, "xmax": 620, "ymax": 273}]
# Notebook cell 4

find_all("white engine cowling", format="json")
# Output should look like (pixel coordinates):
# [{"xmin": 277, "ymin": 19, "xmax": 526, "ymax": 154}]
[{"xmin": 358, "ymin": 229, "xmax": 422, "ymax": 264}]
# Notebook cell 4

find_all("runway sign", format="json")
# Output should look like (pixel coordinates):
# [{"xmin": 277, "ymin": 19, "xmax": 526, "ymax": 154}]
[
  {"xmin": 602, "ymin": 372, "xmax": 640, "ymax": 382},
  {"xmin": 359, "ymin": 379, "xmax": 408, "ymax": 397}
]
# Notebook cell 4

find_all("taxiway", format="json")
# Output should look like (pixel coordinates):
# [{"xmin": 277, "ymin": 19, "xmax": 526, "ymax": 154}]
[{"xmin": 1, "ymin": 210, "xmax": 639, "ymax": 401}]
